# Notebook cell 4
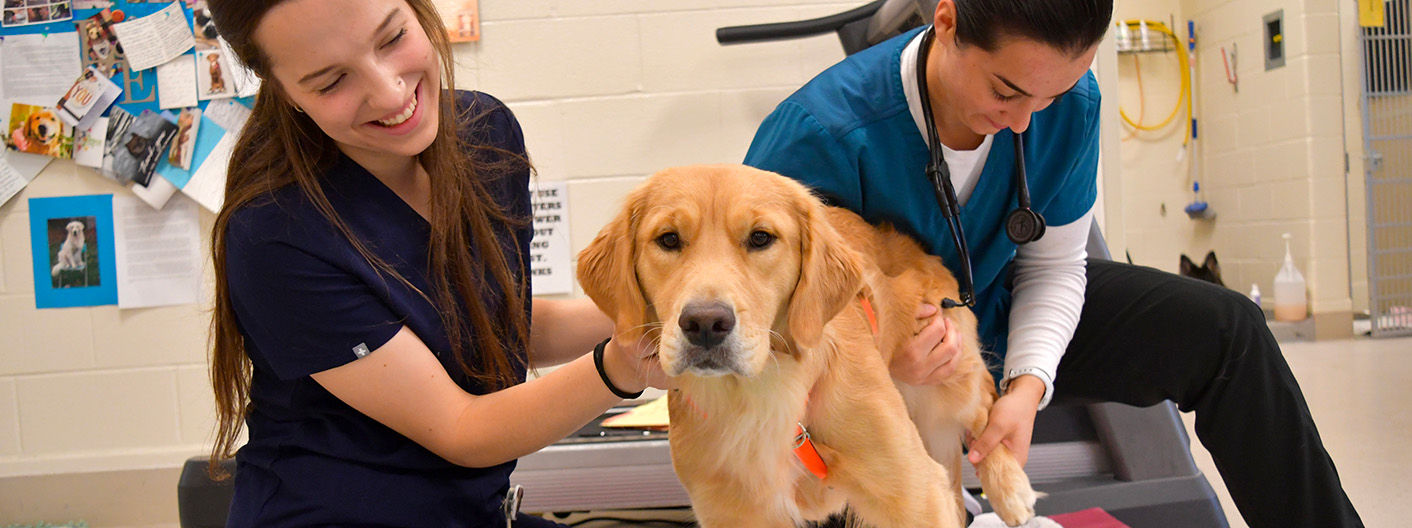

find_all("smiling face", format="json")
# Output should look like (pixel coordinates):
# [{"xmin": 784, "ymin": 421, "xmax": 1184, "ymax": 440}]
[
  {"xmin": 253, "ymin": 0, "xmax": 440, "ymax": 165},
  {"xmin": 28, "ymin": 111, "xmax": 60, "ymax": 143},
  {"xmin": 927, "ymin": 4, "xmax": 1098, "ymax": 138}
]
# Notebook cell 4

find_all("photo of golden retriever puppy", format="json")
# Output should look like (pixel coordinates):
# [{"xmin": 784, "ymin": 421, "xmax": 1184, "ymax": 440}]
[
  {"xmin": 579, "ymin": 165, "xmax": 1036, "ymax": 527},
  {"xmin": 7, "ymin": 104, "xmax": 74, "ymax": 159}
]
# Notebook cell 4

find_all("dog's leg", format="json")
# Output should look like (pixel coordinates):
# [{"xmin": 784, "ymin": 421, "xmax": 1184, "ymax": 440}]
[
  {"xmin": 686, "ymin": 480, "xmax": 801, "ymax": 528},
  {"xmin": 811, "ymin": 435, "xmax": 961, "ymax": 528},
  {"xmin": 963, "ymin": 383, "xmax": 1037, "ymax": 527},
  {"xmin": 900, "ymin": 385, "xmax": 970, "ymax": 528}
]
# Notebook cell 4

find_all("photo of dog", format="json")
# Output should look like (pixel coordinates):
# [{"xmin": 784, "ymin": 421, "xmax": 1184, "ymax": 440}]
[
  {"xmin": 196, "ymin": 49, "xmax": 235, "ymax": 100},
  {"xmin": 7, "ymin": 104, "xmax": 74, "ymax": 159},
  {"xmin": 48, "ymin": 216, "xmax": 98, "ymax": 288},
  {"xmin": 101, "ymin": 108, "xmax": 176, "ymax": 186},
  {"xmin": 579, "ymin": 165, "xmax": 1036, "ymax": 527},
  {"xmin": 168, "ymin": 108, "xmax": 200, "ymax": 170},
  {"xmin": 207, "ymin": 53, "xmax": 225, "ymax": 93}
]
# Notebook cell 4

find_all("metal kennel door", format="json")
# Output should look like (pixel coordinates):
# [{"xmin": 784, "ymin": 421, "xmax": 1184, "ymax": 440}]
[{"xmin": 1362, "ymin": 0, "xmax": 1412, "ymax": 337}]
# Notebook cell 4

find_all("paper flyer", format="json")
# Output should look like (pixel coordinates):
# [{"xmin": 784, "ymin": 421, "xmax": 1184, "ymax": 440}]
[
  {"xmin": 156, "ymin": 54, "xmax": 197, "ymax": 109},
  {"xmin": 0, "ymin": 155, "xmax": 36, "ymax": 208},
  {"xmin": 111, "ymin": 3, "xmax": 194, "ymax": 71},
  {"xmin": 1, "ymin": 33, "xmax": 83, "ymax": 103},
  {"xmin": 112, "ymin": 194, "xmax": 201, "ymax": 308}
]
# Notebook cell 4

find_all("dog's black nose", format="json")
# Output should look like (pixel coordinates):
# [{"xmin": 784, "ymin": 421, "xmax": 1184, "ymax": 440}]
[{"xmin": 678, "ymin": 302, "xmax": 735, "ymax": 348}]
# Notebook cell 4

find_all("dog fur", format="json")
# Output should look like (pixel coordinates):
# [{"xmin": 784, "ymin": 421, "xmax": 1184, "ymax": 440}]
[
  {"xmin": 578, "ymin": 164, "xmax": 1036, "ymax": 528},
  {"xmin": 52, "ymin": 220, "xmax": 86, "ymax": 279}
]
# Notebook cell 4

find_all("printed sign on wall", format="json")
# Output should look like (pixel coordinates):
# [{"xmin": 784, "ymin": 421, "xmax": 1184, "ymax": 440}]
[{"xmin": 528, "ymin": 180, "xmax": 572, "ymax": 296}]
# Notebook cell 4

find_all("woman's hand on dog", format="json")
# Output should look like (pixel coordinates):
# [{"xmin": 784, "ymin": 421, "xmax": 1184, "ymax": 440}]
[
  {"xmin": 603, "ymin": 335, "xmax": 676, "ymax": 392},
  {"xmin": 966, "ymin": 375, "xmax": 1044, "ymax": 467},
  {"xmin": 889, "ymin": 303, "xmax": 963, "ymax": 385}
]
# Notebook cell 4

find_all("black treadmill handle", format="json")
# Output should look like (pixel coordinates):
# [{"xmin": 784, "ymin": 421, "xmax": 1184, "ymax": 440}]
[{"xmin": 715, "ymin": 0, "xmax": 886, "ymax": 45}]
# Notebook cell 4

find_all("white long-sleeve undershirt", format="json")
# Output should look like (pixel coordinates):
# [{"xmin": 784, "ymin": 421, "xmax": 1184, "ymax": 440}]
[{"xmin": 902, "ymin": 32, "xmax": 1088, "ymax": 408}]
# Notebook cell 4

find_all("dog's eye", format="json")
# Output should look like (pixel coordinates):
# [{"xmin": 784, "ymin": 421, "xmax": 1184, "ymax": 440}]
[
  {"xmin": 656, "ymin": 232, "xmax": 681, "ymax": 250},
  {"xmin": 748, "ymin": 230, "xmax": 775, "ymax": 250}
]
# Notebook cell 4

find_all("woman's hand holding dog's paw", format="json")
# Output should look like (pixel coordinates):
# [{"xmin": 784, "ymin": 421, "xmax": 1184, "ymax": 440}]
[
  {"xmin": 603, "ymin": 334, "xmax": 676, "ymax": 393},
  {"xmin": 967, "ymin": 375, "xmax": 1043, "ymax": 468},
  {"xmin": 889, "ymin": 303, "xmax": 963, "ymax": 386}
]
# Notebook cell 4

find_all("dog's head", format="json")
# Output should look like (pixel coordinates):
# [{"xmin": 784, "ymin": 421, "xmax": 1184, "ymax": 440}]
[
  {"xmin": 65, "ymin": 220, "xmax": 85, "ymax": 240},
  {"xmin": 578, "ymin": 165, "xmax": 863, "ymax": 379},
  {"xmin": 26, "ymin": 110, "xmax": 61, "ymax": 145}
]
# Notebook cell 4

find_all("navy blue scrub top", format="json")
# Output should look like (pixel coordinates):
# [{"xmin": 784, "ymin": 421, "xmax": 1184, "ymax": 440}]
[{"xmin": 223, "ymin": 91, "xmax": 556, "ymax": 527}]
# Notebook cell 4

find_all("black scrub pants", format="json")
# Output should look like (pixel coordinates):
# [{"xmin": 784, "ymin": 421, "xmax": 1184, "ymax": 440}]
[{"xmin": 1057, "ymin": 259, "xmax": 1362, "ymax": 527}]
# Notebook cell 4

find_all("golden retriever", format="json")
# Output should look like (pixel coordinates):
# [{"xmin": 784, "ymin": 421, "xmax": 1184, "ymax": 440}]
[{"xmin": 578, "ymin": 164, "xmax": 1036, "ymax": 528}]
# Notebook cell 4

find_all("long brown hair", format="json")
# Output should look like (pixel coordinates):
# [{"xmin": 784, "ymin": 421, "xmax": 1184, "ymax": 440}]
[{"xmin": 205, "ymin": 0, "xmax": 530, "ymax": 478}]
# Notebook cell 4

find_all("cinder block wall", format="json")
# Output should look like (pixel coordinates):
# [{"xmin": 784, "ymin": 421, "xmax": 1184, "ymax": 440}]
[
  {"xmin": 0, "ymin": 3, "xmax": 850, "ymax": 525},
  {"xmin": 1115, "ymin": 0, "xmax": 1354, "ymax": 332}
]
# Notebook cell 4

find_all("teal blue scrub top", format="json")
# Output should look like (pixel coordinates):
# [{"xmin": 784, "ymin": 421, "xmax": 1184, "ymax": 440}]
[{"xmin": 743, "ymin": 27, "xmax": 1100, "ymax": 361}]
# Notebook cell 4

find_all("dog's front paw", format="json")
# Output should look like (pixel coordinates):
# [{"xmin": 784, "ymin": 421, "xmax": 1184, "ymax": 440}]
[
  {"xmin": 979, "ymin": 456, "xmax": 1038, "ymax": 527},
  {"xmin": 990, "ymin": 484, "xmax": 1037, "ymax": 527}
]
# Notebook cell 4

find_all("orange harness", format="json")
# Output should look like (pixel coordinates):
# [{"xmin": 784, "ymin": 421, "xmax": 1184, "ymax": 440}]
[{"xmin": 792, "ymin": 296, "xmax": 881, "ymax": 480}]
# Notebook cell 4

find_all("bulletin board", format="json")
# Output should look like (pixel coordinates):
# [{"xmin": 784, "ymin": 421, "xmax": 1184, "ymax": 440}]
[
  {"xmin": 1, "ymin": 0, "xmax": 252, "ymax": 214},
  {"xmin": 1, "ymin": 1, "xmax": 243, "ymax": 309}
]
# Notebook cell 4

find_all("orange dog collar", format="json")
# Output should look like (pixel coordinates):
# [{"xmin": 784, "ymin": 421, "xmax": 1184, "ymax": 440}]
[
  {"xmin": 859, "ymin": 296, "xmax": 879, "ymax": 335},
  {"xmin": 793, "ymin": 422, "xmax": 829, "ymax": 480}
]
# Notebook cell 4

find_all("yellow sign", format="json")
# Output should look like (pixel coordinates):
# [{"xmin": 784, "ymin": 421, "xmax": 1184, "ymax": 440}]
[{"xmin": 1361, "ymin": 0, "xmax": 1386, "ymax": 28}]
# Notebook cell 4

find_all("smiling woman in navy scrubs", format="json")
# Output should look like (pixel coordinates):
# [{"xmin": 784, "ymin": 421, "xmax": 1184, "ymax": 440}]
[{"xmin": 203, "ymin": 1, "xmax": 671, "ymax": 526}]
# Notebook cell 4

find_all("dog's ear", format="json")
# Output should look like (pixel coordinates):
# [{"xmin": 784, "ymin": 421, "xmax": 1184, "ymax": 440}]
[
  {"xmin": 787, "ymin": 200, "xmax": 863, "ymax": 349},
  {"xmin": 1202, "ymin": 251, "xmax": 1221, "ymax": 276},
  {"xmin": 578, "ymin": 191, "xmax": 650, "ymax": 342},
  {"xmin": 1179, "ymin": 254, "xmax": 1196, "ymax": 276}
]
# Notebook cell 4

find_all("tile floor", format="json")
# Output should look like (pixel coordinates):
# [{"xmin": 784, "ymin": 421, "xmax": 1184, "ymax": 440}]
[{"xmin": 1181, "ymin": 335, "xmax": 1410, "ymax": 528}]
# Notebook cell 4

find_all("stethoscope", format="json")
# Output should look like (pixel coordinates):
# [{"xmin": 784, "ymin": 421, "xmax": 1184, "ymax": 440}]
[{"xmin": 915, "ymin": 27, "xmax": 1046, "ymax": 309}]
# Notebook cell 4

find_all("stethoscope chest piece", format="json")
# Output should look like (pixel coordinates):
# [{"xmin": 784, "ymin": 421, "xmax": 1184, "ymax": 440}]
[{"xmin": 1005, "ymin": 207, "xmax": 1046, "ymax": 244}]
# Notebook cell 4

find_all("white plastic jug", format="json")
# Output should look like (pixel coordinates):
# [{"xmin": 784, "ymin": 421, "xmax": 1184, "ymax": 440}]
[{"xmin": 1273, "ymin": 233, "xmax": 1307, "ymax": 322}]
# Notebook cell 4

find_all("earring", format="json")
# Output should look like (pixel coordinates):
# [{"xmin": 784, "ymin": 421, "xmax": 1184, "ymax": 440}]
[{"xmin": 293, "ymin": 104, "xmax": 305, "ymax": 113}]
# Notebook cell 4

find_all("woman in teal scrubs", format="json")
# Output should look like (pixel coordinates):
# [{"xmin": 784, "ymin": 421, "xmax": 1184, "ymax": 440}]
[{"xmin": 745, "ymin": 1, "xmax": 1362, "ymax": 526}]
